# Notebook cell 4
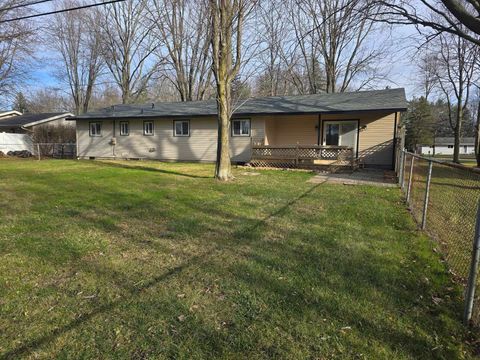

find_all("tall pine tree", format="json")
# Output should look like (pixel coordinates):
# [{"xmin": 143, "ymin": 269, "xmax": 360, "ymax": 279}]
[
  {"xmin": 13, "ymin": 92, "xmax": 29, "ymax": 114},
  {"xmin": 404, "ymin": 97, "xmax": 435, "ymax": 151}
]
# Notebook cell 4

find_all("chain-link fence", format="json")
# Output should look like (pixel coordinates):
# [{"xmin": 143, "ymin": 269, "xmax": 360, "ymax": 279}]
[
  {"xmin": 34, "ymin": 143, "xmax": 76, "ymax": 159},
  {"xmin": 0, "ymin": 143, "xmax": 76, "ymax": 159},
  {"xmin": 399, "ymin": 150, "xmax": 480, "ymax": 324}
]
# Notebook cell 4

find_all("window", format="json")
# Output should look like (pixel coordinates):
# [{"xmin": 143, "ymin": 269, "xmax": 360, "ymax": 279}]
[
  {"xmin": 325, "ymin": 123, "xmax": 340, "ymax": 145},
  {"xmin": 232, "ymin": 119, "xmax": 250, "ymax": 137},
  {"xmin": 89, "ymin": 122, "xmax": 102, "ymax": 137},
  {"xmin": 447, "ymin": 145, "xmax": 454, "ymax": 149},
  {"xmin": 120, "ymin": 121, "xmax": 129, "ymax": 136},
  {"xmin": 144, "ymin": 121, "xmax": 154, "ymax": 136},
  {"xmin": 174, "ymin": 120, "xmax": 190, "ymax": 137}
]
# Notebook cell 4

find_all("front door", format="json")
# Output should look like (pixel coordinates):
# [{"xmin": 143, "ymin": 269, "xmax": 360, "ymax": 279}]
[{"xmin": 322, "ymin": 121, "xmax": 358, "ymax": 156}]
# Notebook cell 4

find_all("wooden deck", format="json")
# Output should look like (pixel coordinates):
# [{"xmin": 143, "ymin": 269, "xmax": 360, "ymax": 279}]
[{"xmin": 249, "ymin": 144, "xmax": 357, "ymax": 172}]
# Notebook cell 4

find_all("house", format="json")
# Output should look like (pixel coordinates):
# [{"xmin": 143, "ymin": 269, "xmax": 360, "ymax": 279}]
[
  {"xmin": 69, "ymin": 88, "xmax": 407, "ymax": 169},
  {"xmin": 0, "ymin": 112, "xmax": 74, "ymax": 134},
  {"xmin": 0, "ymin": 112, "xmax": 75, "ymax": 156},
  {"xmin": 0, "ymin": 110, "xmax": 22, "ymax": 119},
  {"xmin": 420, "ymin": 137, "xmax": 475, "ymax": 156}
]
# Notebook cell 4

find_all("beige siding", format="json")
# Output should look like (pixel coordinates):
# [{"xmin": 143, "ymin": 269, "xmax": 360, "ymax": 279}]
[
  {"xmin": 77, "ymin": 117, "xmax": 264, "ymax": 162},
  {"xmin": 264, "ymin": 114, "xmax": 318, "ymax": 145},
  {"xmin": 77, "ymin": 120, "xmax": 115, "ymax": 158},
  {"xmin": 321, "ymin": 111, "xmax": 395, "ymax": 167},
  {"xmin": 76, "ymin": 110, "xmax": 396, "ymax": 167},
  {"xmin": 260, "ymin": 111, "xmax": 396, "ymax": 167}
]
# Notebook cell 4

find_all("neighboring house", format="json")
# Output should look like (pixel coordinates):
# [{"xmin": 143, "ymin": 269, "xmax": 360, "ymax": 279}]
[
  {"xmin": 0, "ymin": 110, "xmax": 22, "ymax": 119},
  {"xmin": 69, "ymin": 88, "xmax": 407, "ymax": 169},
  {"xmin": 420, "ymin": 137, "xmax": 475, "ymax": 156},
  {"xmin": 0, "ymin": 112, "xmax": 74, "ymax": 134}
]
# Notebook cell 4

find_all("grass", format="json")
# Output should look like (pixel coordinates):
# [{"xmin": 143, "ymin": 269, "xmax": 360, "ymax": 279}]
[
  {"xmin": 0, "ymin": 159, "xmax": 476, "ymax": 359},
  {"xmin": 429, "ymin": 155, "xmax": 478, "ymax": 167},
  {"xmin": 405, "ymin": 156, "xmax": 480, "ymax": 281},
  {"xmin": 460, "ymin": 161, "xmax": 478, "ymax": 168}
]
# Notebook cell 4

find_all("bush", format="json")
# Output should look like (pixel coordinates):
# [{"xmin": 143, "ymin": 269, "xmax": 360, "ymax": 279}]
[{"xmin": 32, "ymin": 124, "xmax": 76, "ymax": 144}]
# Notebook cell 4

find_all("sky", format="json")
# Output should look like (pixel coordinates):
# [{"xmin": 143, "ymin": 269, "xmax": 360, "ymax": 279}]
[{"xmin": 13, "ymin": 0, "xmax": 423, "ymax": 110}]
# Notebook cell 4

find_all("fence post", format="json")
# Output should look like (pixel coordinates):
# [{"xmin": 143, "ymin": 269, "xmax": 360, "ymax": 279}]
[
  {"xmin": 36, "ymin": 143, "xmax": 41, "ymax": 161},
  {"xmin": 406, "ymin": 154, "xmax": 415, "ymax": 203},
  {"xmin": 399, "ymin": 149, "xmax": 405, "ymax": 188},
  {"xmin": 350, "ymin": 148, "xmax": 354, "ymax": 170},
  {"xmin": 464, "ymin": 200, "xmax": 480, "ymax": 325},
  {"xmin": 421, "ymin": 160, "xmax": 433, "ymax": 230}
]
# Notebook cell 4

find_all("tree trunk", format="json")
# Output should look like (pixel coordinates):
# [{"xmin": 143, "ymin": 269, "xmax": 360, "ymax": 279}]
[
  {"xmin": 210, "ymin": 0, "xmax": 244, "ymax": 181},
  {"xmin": 215, "ymin": 81, "xmax": 232, "ymax": 180}
]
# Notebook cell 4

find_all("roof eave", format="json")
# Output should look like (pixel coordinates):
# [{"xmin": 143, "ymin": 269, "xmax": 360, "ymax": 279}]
[
  {"xmin": 23, "ymin": 113, "xmax": 74, "ymax": 127},
  {"xmin": 69, "ymin": 107, "xmax": 407, "ymax": 120}
]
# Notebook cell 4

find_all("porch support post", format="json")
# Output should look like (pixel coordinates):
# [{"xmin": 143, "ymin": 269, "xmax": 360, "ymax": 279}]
[
  {"xmin": 317, "ymin": 114, "xmax": 321, "ymax": 145},
  {"xmin": 350, "ymin": 148, "xmax": 354, "ymax": 170}
]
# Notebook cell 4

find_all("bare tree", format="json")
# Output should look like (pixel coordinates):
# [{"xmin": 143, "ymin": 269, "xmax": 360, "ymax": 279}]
[
  {"xmin": 372, "ymin": 0, "xmax": 480, "ymax": 46},
  {"xmin": 101, "ymin": 0, "xmax": 158, "ymax": 104},
  {"xmin": 209, "ymin": 0, "xmax": 255, "ymax": 181},
  {"xmin": 255, "ymin": 0, "xmax": 291, "ymax": 96},
  {"xmin": 0, "ymin": 0, "xmax": 35, "ymax": 100},
  {"xmin": 416, "ymin": 50, "xmax": 438, "ymax": 101},
  {"xmin": 283, "ymin": 0, "xmax": 387, "ymax": 94},
  {"xmin": 286, "ymin": 1, "xmax": 324, "ymax": 94},
  {"xmin": 150, "ymin": 0, "xmax": 213, "ymax": 101},
  {"xmin": 27, "ymin": 87, "xmax": 71, "ymax": 113},
  {"xmin": 49, "ymin": 0, "xmax": 103, "ymax": 115},
  {"xmin": 431, "ymin": 30, "xmax": 477, "ymax": 163},
  {"xmin": 89, "ymin": 83, "xmax": 123, "ymax": 109}
]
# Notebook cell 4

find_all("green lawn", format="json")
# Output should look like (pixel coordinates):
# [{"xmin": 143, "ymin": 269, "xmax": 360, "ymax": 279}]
[
  {"xmin": 406, "ymin": 158, "xmax": 480, "ymax": 278},
  {"xmin": 430, "ymin": 155, "xmax": 478, "ymax": 168},
  {"xmin": 461, "ymin": 161, "xmax": 478, "ymax": 168},
  {"xmin": 0, "ymin": 159, "xmax": 475, "ymax": 359}
]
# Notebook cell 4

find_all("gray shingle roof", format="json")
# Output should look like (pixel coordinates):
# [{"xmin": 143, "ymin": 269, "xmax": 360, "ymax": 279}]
[
  {"xmin": 434, "ymin": 137, "xmax": 475, "ymax": 146},
  {"xmin": 70, "ymin": 88, "xmax": 407, "ymax": 120},
  {"xmin": 0, "ymin": 112, "xmax": 71, "ymax": 127}
]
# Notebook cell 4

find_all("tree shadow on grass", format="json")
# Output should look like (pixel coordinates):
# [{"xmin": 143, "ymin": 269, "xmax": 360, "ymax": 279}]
[
  {"xmin": 89, "ymin": 160, "xmax": 213, "ymax": 179},
  {"xmin": 1, "ymin": 182, "xmax": 323, "ymax": 358},
  {"xmin": 1, "ymin": 178, "xmax": 469, "ymax": 359},
  {"xmin": 0, "ymin": 254, "xmax": 208, "ymax": 360},
  {"xmin": 222, "ymin": 229, "xmax": 465, "ymax": 359}
]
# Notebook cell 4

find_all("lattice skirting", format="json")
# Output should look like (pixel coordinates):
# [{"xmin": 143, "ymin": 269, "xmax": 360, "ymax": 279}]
[
  {"xmin": 249, "ymin": 159, "xmax": 354, "ymax": 171},
  {"xmin": 250, "ymin": 159, "xmax": 297, "ymax": 168}
]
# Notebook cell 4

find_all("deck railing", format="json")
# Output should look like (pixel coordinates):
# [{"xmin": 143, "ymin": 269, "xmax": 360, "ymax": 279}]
[{"xmin": 250, "ymin": 144, "xmax": 356, "ymax": 170}]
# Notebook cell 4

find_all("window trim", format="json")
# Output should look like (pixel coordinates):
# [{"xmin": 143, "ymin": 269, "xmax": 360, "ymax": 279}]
[
  {"xmin": 143, "ymin": 121, "xmax": 154, "ymax": 136},
  {"xmin": 119, "ymin": 121, "xmax": 129, "ymax": 136},
  {"xmin": 89, "ymin": 122, "xmax": 102, "ymax": 137},
  {"xmin": 173, "ymin": 119, "xmax": 190, "ymax": 137},
  {"xmin": 231, "ymin": 118, "xmax": 251, "ymax": 137}
]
